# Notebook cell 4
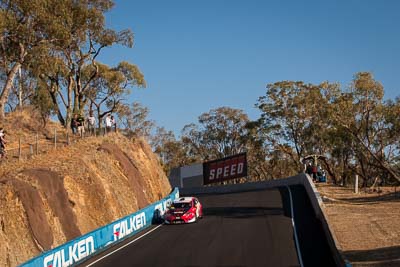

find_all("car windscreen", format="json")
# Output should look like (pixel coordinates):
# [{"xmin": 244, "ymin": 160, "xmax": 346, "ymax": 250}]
[{"xmin": 171, "ymin": 202, "xmax": 191, "ymax": 209}]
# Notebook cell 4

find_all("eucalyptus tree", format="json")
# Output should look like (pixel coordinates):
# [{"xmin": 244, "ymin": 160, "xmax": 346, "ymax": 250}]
[
  {"xmin": 118, "ymin": 101, "xmax": 155, "ymax": 138},
  {"xmin": 243, "ymin": 120, "xmax": 270, "ymax": 180},
  {"xmin": 32, "ymin": 48, "xmax": 69, "ymax": 125},
  {"xmin": 256, "ymin": 81, "xmax": 333, "ymax": 170},
  {"xmin": 5, "ymin": 67, "xmax": 35, "ymax": 111},
  {"xmin": 84, "ymin": 61, "xmax": 145, "ymax": 128},
  {"xmin": 31, "ymin": 85, "xmax": 55, "ymax": 127},
  {"xmin": 256, "ymin": 73, "xmax": 400, "ymax": 184},
  {"xmin": 43, "ymin": 0, "xmax": 134, "ymax": 128},
  {"xmin": 0, "ymin": 0, "xmax": 63, "ymax": 119},
  {"xmin": 181, "ymin": 107, "xmax": 250, "ymax": 161},
  {"xmin": 256, "ymin": 80, "xmax": 362, "ymax": 182},
  {"xmin": 150, "ymin": 127, "xmax": 195, "ymax": 174},
  {"xmin": 384, "ymin": 97, "xmax": 400, "ymax": 176},
  {"xmin": 0, "ymin": 0, "xmax": 136, "ymax": 129},
  {"xmin": 330, "ymin": 72, "xmax": 400, "ymax": 184},
  {"xmin": 179, "ymin": 107, "xmax": 269, "ymax": 180}
]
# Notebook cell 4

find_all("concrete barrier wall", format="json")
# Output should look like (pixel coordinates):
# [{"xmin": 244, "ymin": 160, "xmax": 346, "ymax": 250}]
[
  {"xmin": 169, "ymin": 163, "xmax": 204, "ymax": 188},
  {"xmin": 181, "ymin": 175, "xmax": 349, "ymax": 267},
  {"xmin": 169, "ymin": 168, "xmax": 182, "ymax": 188},
  {"xmin": 180, "ymin": 174, "xmax": 303, "ymax": 195},
  {"xmin": 182, "ymin": 175, "xmax": 204, "ymax": 188},
  {"xmin": 19, "ymin": 188, "xmax": 180, "ymax": 267}
]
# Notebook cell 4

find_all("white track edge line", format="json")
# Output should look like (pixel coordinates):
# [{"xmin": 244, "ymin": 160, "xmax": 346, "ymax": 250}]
[
  {"xmin": 286, "ymin": 185, "xmax": 304, "ymax": 267},
  {"xmin": 85, "ymin": 224, "xmax": 163, "ymax": 267}
]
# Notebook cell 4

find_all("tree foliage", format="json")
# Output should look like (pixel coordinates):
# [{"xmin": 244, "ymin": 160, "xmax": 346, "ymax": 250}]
[
  {"xmin": 0, "ymin": 0, "xmax": 143, "ymax": 130},
  {"xmin": 85, "ymin": 61, "xmax": 145, "ymax": 127},
  {"xmin": 118, "ymin": 101, "xmax": 154, "ymax": 138},
  {"xmin": 256, "ymin": 72, "xmax": 400, "ymax": 184},
  {"xmin": 151, "ymin": 107, "xmax": 268, "ymax": 180}
]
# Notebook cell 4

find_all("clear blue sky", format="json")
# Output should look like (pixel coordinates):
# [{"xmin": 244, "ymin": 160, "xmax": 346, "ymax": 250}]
[{"xmin": 99, "ymin": 0, "xmax": 400, "ymax": 136}]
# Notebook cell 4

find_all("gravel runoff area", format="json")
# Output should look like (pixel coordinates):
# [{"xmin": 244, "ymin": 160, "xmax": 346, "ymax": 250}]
[{"xmin": 316, "ymin": 183, "xmax": 400, "ymax": 267}]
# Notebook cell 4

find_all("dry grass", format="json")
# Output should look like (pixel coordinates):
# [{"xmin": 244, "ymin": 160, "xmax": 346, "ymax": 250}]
[
  {"xmin": 317, "ymin": 183, "xmax": 400, "ymax": 267},
  {"xmin": 1, "ymin": 108, "xmax": 64, "ymax": 141}
]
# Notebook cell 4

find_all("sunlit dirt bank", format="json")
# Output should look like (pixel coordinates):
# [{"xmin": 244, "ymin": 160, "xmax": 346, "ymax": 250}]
[{"xmin": 0, "ymin": 133, "xmax": 171, "ymax": 267}]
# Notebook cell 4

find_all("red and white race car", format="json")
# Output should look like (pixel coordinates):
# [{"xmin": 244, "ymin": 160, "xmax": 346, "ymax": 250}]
[{"xmin": 164, "ymin": 197, "xmax": 203, "ymax": 224}]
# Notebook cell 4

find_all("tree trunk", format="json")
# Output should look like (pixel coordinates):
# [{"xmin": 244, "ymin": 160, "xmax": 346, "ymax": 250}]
[
  {"xmin": 65, "ymin": 76, "xmax": 74, "ymax": 131},
  {"xmin": 352, "ymin": 130, "xmax": 400, "ymax": 183},
  {"xmin": 96, "ymin": 105, "xmax": 102, "ymax": 129},
  {"xmin": 48, "ymin": 88, "xmax": 66, "ymax": 126},
  {"xmin": 0, "ymin": 62, "xmax": 21, "ymax": 120},
  {"xmin": 73, "ymin": 89, "xmax": 79, "ymax": 115}
]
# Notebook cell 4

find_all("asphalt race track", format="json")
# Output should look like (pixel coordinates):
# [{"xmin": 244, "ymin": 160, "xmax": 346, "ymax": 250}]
[{"xmin": 80, "ymin": 186, "xmax": 336, "ymax": 267}]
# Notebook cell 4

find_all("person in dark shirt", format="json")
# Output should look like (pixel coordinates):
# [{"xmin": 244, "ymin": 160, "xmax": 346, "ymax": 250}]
[
  {"xmin": 71, "ymin": 114, "xmax": 78, "ymax": 135},
  {"xmin": 77, "ymin": 114, "xmax": 85, "ymax": 137},
  {"xmin": 312, "ymin": 164, "xmax": 318, "ymax": 181},
  {"xmin": 306, "ymin": 163, "xmax": 313, "ymax": 176}
]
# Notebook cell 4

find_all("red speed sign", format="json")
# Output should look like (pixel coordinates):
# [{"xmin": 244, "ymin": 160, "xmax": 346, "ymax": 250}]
[{"xmin": 203, "ymin": 153, "xmax": 247, "ymax": 185}]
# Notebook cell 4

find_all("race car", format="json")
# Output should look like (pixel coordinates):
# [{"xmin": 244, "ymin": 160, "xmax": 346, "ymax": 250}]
[{"xmin": 164, "ymin": 197, "xmax": 203, "ymax": 224}]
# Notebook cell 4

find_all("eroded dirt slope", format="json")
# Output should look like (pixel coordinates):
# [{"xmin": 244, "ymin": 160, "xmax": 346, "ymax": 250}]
[{"xmin": 0, "ymin": 134, "xmax": 171, "ymax": 267}]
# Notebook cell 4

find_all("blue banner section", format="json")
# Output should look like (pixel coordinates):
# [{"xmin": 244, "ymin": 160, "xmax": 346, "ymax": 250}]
[{"xmin": 19, "ymin": 188, "xmax": 179, "ymax": 267}]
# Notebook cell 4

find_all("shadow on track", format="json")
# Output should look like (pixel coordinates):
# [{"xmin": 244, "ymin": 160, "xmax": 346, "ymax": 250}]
[
  {"xmin": 344, "ymin": 245, "xmax": 400, "ymax": 265},
  {"xmin": 203, "ymin": 206, "xmax": 284, "ymax": 218}
]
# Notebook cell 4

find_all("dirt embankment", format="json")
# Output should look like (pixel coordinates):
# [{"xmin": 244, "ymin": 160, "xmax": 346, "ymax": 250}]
[
  {"xmin": 317, "ymin": 183, "xmax": 400, "ymax": 267},
  {"xmin": 0, "ymin": 134, "xmax": 171, "ymax": 267}
]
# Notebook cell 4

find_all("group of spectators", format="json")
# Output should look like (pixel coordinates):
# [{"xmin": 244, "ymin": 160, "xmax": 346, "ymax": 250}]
[
  {"xmin": 306, "ymin": 162, "xmax": 326, "ymax": 182},
  {"xmin": 0, "ymin": 113, "xmax": 117, "ymax": 161},
  {"xmin": 71, "ymin": 112, "xmax": 117, "ymax": 137}
]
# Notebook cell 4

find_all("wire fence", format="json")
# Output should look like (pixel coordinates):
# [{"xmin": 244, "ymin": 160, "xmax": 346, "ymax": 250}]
[{"xmin": 2, "ymin": 127, "xmax": 117, "ymax": 162}]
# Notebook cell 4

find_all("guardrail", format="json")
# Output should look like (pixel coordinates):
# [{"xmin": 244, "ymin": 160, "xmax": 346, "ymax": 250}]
[{"xmin": 19, "ymin": 188, "xmax": 180, "ymax": 267}]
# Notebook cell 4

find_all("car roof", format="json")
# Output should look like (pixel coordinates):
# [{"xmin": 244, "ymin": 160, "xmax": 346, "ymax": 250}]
[{"xmin": 173, "ymin": 197, "xmax": 194, "ymax": 203}]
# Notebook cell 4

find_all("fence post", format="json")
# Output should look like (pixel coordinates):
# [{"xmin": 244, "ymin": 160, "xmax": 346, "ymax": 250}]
[
  {"xmin": 66, "ymin": 132, "xmax": 70, "ymax": 145},
  {"xmin": 355, "ymin": 174, "xmax": 359, "ymax": 194},
  {"xmin": 36, "ymin": 133, "xmax": 39, "ymax": 155},
  {"xmin": 18, "ymin": 137, "xmax": 22, "ymax": 160},
  {"xmin": 54, "ymin": 129, "xmax": 57, "ymax": 149},
  {"xmin": 30, "ymin": 144, "xmax": 33, "ymax": 157}
]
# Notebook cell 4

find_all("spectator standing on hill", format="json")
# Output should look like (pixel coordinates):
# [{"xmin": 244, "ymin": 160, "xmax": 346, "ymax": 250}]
[
  {"xmin": 0, "ymin": 128, "xmax": 7, "ymax": 159},
  {"xmin": 77, "ymin": 114, "xmax": 85, "ymax": 137},
  {"xmin": 87, "ymin": 112, "xmax": 96, "ymax": 136},
  {"xmin": 111, "ymin": 115, "xmax": 116, "ymax": 132},
  {"xmin": 312, "ymin": 164, "xmax": 318, "ymax": 182},
  {"xmin": 105, "ymin": 114, "xmax": 112, "ymax": 134},
  {"xmin": 71, "ymin": 114, "xmax": 78, "ymax": 135},
  {"xmin": 306, "ymin": 163, "xmax": 313, "ymax": 176}
]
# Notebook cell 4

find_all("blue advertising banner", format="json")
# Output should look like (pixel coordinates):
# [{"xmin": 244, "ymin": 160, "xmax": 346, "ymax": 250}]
[{"xmin": 19, "ymin": 188, "xmax": 179, "ymax": 267}]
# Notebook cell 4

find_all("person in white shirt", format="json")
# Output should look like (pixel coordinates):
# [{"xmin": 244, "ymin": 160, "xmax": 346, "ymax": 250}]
[
  {"xmin": 105, "ymin": 114, "xmax": 112, "ymax": 134},
  {"xmin": 87, "ymin": 112, "xmax": 96, "ymax": 136},
  {"xmin": 110, "ymin": 115, "xmax": 116, "ymax": 132}
]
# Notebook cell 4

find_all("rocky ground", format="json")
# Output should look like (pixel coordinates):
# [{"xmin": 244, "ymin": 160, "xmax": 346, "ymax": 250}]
[
  {"xmin": 317, "ymin": 183, "xmax": 400, "ymax": 267},
  {"xmin": 0, "ymin": 110, "xmax": 171, "ymax": 266}
]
